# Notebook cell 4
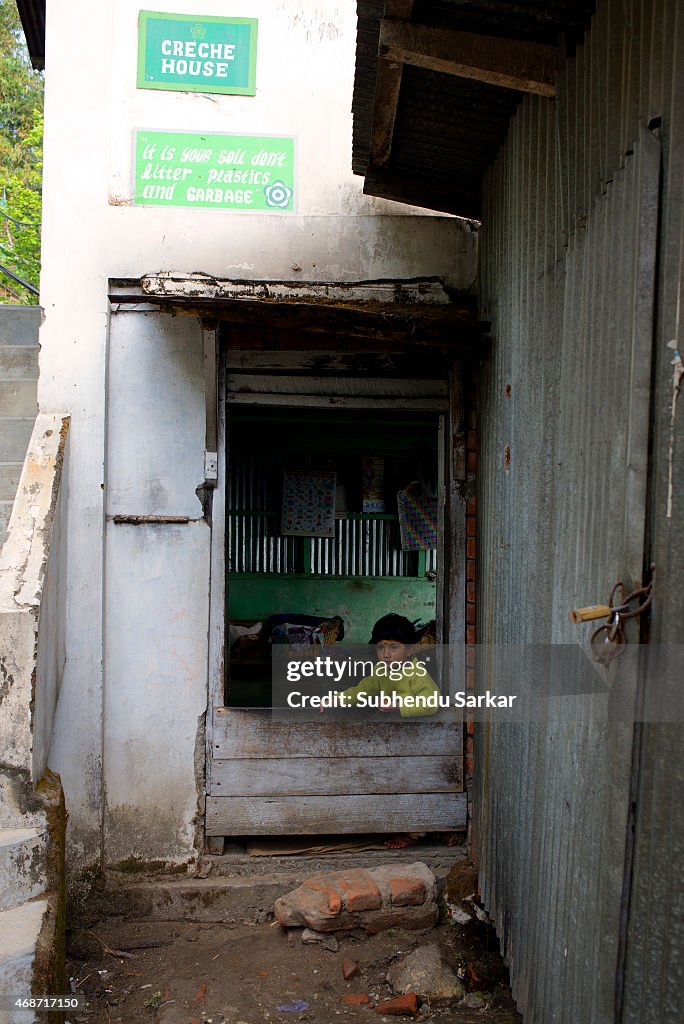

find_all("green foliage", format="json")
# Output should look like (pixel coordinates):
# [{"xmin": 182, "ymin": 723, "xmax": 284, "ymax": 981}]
[
  {"xmin": 0, "ymin": 0, "xmax": 43, "ymax": 301},
  {"xmin": 143, "ymin": 991, "xmax": 162, "ymax": 1010}
]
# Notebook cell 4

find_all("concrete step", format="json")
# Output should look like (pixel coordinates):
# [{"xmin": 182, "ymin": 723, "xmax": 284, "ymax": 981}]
[
  {"xmin": 107, "ymin": 872, "xmax": 305, "ymax": 925},
  {"xmin": 0, "ymin": 828, "xmax": 47, "ymax": 913},
  {"xmin": 0, "ymin": 346, "xmax": 39, "ymax": 380},
  {"xmin": 0, "ymin": 463, "xmax": 23, "ymax": 501},
  {"xmin": 0, "ymin": 899, "xmax": 48, "ymax": 1022},
  {"xmin": 104, "ymin": 845, "xmax": 466, "ymax": 925},
  {"xmin": 0, "ymin": 381, "xmax": 37, "ymax": 418},
  {"xmin": 0, "ymin": 306, "xmax": 41, "ymax": 347},
  {"xmin": 201, "ymin": 842, "xmax": 464, "ymax": 877},
  {"xmin": 0, "ymin": 419, "xmax": 34, "ymax": 462}
]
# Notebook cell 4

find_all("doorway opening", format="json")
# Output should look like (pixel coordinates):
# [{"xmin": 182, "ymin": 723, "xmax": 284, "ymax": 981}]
[
  {"xmin": 207, "ymin": 362, "xmax": 465, "ymax": 841},
  {"xmin": 225, "ymin": 405, "xmax": 441, "ymax": 708}
]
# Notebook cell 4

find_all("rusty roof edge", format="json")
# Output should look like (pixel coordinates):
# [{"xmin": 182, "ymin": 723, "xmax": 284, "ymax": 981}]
[{"xmin": 16, "ymin": 0, "xmax": 46, "ymax": 70}]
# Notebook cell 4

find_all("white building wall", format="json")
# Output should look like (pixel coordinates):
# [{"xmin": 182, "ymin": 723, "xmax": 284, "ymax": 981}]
[{"xmin": 39, "ymin": 0, "xmax": 477, "ymax": 868}]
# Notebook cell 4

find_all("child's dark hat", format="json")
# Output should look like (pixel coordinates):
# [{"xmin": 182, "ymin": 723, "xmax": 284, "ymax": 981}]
[{"xmin": 369, "ymin": 614, "xmax": 417, "ymax": 645}]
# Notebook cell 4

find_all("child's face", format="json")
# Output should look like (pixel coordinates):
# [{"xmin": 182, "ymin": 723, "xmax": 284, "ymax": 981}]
[{"xmin": 376, "ymin": 639, "xmax": 410, "ymax": 663}]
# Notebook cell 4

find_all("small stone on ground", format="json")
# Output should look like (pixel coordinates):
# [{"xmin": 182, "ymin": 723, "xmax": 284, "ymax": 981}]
[
  {"xmin": 460, "ymin": 991, "xmax": 488, "ymax": 1008},
  {"xmin": 387, "ymin": 943, "xmax": 466, "ymax": 1005},
  {"xmin": 301, "ymin": 927, "xmax": 339, "ymax": 951},
  {"xmin": 342, "ymin": 956, "xmax": 360, "ymax": 979}
]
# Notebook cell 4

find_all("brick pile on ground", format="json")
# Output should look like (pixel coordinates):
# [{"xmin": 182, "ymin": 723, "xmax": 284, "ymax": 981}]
[{"xmin": 274, "ymin": 862, "xmax": 438, "ymax": 934}]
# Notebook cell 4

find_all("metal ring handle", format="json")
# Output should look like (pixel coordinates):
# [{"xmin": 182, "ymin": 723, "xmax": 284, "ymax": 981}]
[{"xmin": 590, "ymin": 622, "xmax": 626, "ymax": 663}]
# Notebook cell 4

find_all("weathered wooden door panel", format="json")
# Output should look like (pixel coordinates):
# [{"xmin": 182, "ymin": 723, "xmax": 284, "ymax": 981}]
[
  {"xmin": 212, "ymin": 710, "xmax": 459, "ymax": 757},
  {"xmin": 210, "ymin": 755, "xmax": 462, "ymax": 796},
  {"xmin": 206, "ymin": 793, "xmax": 467, "ymax": 836},
  {"xmin": 209, "ymin": 714, "xmax": 464, "ymax": 835}
]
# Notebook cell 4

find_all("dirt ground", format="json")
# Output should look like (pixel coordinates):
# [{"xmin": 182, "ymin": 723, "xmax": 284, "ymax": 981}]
[{"xmin": 65, "ymin": 911, "xmax": 522, "ymax": 1023}]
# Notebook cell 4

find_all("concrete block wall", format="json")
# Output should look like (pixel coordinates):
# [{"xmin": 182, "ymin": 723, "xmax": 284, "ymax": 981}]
[
  {"xmin": 0, "ymin": 307, "xmax": 40, "ymax": 549},
  {"xmin": 0, "ymin": 415, "xmax": 70, "ymax": 1018}
]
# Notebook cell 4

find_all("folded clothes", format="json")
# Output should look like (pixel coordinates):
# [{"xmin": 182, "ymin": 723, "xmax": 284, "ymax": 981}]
[
  {"xmin": 268, "ymin": 614, "xmax": 344, "ymax": 645},
  {"xmin": 231, "ymin": 613, "xmax": 345, "ymax": 657}
]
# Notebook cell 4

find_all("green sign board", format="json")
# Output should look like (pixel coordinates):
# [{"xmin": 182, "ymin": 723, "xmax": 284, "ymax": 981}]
[
  {"xmin": 134, "ymin": 130, "xmax": 296, "ymax": 211},
  {"xmin": 137, "ymin": 11, "xmax": 257, "ymax": 95}
]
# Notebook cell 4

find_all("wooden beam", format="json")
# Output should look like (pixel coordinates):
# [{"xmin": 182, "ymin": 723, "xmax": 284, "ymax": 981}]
[
  {"xmin": 368, "ymin": 57, "xmax": 403, "ymax": 166},
  {"xmin": 379, "ymin": 19, "xmax": 558, "ymax": 97},
  {"xmin": 110, "ymin": 294, "xmax": 486, "ymax": 347},
  {"xmin": 224, "ymin": 344, "xmax": 452, "ymax": 374},
  {"xmin": 139, "ymin": 273, "xmax": 453, "ymax": 306},
  {"xmin": 363, "ymin": 166, "xmax": 482, "ymax": 220},
  {"xmin": 227, "ymin": 374, "xmax": 448, "ymax": 398},
  {"xmin": 227, "ymin": 394, "xmax": 449, "ymax": 411},
  {"xmin": 368, "ymin": 0, "xmax": 414, "ymax": 167}
]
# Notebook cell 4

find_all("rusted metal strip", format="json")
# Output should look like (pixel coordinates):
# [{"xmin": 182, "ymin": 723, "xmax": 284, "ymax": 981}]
[{"xmin": 108, "ymin": 515, "xmax": 195, "ymax": 524}]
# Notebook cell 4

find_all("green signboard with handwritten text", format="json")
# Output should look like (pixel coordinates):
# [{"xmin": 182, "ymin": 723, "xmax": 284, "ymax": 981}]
[
  {"xmin": 138, "ymin": 11, "xmax": 257, "ymax": 95},
  {"xmin": 134, "ymin": 130, "xmax": 296, "ymax": 211}
]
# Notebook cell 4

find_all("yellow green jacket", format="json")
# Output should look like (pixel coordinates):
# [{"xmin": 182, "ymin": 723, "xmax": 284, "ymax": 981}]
[{"xmin": 340, "ymin": 658, "xmax": 440, "ymax": 717}]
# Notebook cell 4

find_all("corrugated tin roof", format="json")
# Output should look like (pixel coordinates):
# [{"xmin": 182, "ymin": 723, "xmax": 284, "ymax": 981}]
[
  {"xmin": 353, "ymin": 0, "xmax": 596, "ymax": 217},
  {"xmin": 413, "ymin": 0, "xmax": 593, "ymax": 43},
  {"xmin": 16, "ymin": 0, "xmax": 45, "ymax": 70}
]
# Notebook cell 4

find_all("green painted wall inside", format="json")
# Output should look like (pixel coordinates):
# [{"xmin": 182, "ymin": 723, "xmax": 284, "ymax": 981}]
[{"xmin": 229, "ymin": 574, "xmax": 436, "ymax": 641}]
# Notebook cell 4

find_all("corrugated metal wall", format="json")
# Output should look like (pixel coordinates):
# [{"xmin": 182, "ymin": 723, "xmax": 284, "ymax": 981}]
[
  {"xmin": 475, "ymin": 2, "xmax": 684, "ymax": 1022},
  {"xmin": 228, "ymin": 450, "xmax": 434, "ymax": 576}
]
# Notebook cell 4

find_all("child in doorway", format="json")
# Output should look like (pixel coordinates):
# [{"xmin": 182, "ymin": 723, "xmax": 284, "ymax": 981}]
[
  {"xmin": 338, "ymin": 613, "xmax": 441, "ymax": 719},
  {"xmin": 339, "ymin": 613, "xmax": 441, "ymax": 848}
]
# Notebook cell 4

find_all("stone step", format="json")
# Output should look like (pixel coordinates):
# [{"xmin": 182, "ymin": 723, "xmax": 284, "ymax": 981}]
[
  {"xmin": 104, "ymin": 873, "xmax": 302, "ymax": 926},
  {"xmin": 0, "ymin": 899, "xmax": 48, "ymax": 1022},
  {"xmin": 0, "ymin": 381, "xmax": 37, "ymax": 418},
  {"xmin": 0, "ymin": 828, "xmax": 47, "ymax": 913},
  {"xmin": 0, "ymin": 306, "xmax": 41, "ymax": 347},
  {"xmin": 0, "ymin": 346, "xmax": 39, "ymax": 380},
  {"xmin": 199, "ymin": 843, "xmax": 464, "ymax": 877},
  {"xmin": 104, "ymin": 846, "xmax": 465, "ymax": 925},
  {"xmin": 0, "ymin": 418, "xmax": 34, "ymax": 462}
]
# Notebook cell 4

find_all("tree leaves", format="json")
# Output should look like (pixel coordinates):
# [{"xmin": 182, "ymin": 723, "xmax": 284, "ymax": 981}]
[{"xmin": 0, "ymin": 0, "xmax": 43, "ymax": 301}]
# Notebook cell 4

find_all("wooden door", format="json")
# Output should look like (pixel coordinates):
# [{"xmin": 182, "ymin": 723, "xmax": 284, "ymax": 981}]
[{"xmin": 206, "ymin": 366, "xmax": 467, "ymax": 839}]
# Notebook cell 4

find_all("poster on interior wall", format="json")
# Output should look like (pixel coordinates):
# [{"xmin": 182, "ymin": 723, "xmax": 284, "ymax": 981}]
[
  {"xmin": 335, "ymin": 485, "xmax": 347, "ymax": 518},
  {"xmin": 362, "ymin": 456, "xmax": 385, "ymax": 513},
  {"xmin": 134, "ymin": 130, "xmax": 296, "ymax": 211},
  {"xmin": 282, "ymin": 471, "xmax": 337, "ymax": 538},
  {"xmin": 397, "ymin": 482, "xmax": 438, "ymax": 551},
  {"xmin": 137, "ymin": 11, "xmax": 258, "ymax": 95}
]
